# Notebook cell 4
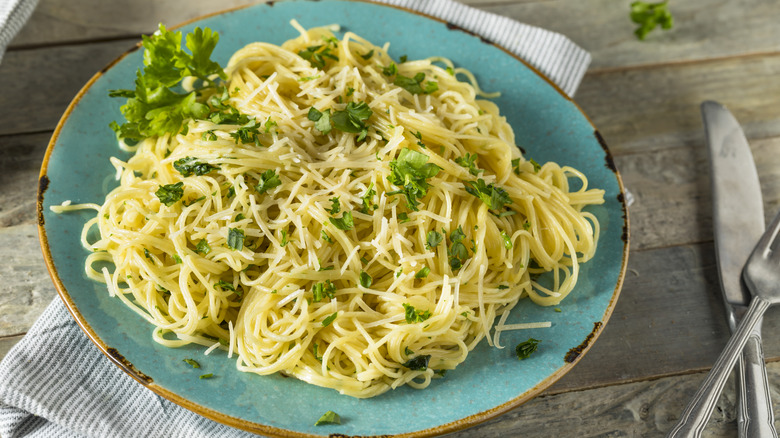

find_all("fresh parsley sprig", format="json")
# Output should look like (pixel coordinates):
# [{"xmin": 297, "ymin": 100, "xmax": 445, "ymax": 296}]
[
  {"xmin": 109, "ymin": 24, "xmax": 226, "ymax": 140},
  {"xmin": 630, "ymin": 1, "xmax": 674, "ymax": 40},
  {"xmin": 387, "ymin": 148, "xmax": 441, "ymax": 211}
]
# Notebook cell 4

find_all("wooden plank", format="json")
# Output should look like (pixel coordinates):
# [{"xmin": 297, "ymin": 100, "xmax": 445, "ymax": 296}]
[
  {"xmin": 478, "ymin": 0, "xmax": 780, "ymax": 70},
  {"xmin": 577, "ymin": 53, "xmax": 780, "ymax": 155},
  {"xmin": 0, "ymin": 334, "xmax": 25, "ymax": 364},
  {"xmin": 0, "ymin": 133, "xmax": 51, "ymax": 227},
  {"xmin": 0, "ymin": 224, "xmax": 57, "ymax": 337},
  {"xmin": 12, "ymin": 0, "xmax": 780, "ymax": 72},
  {"xmin": 0, "ymin": 40, "xmax": 135, "ymax": 136},
  {"xmin": 10, "ymin": 0, "xmax": 263, "ymax": 47},
  {"xmin": 552, "ymin": 241, "xmax": 780, "ymax": 393},
  {"xmin": 617, "ymin": 135, "xmax": 780, "ymax": 251},
  {"xmin": 447, "ymin": 364, "xmax": 780, "ymax": 438}
]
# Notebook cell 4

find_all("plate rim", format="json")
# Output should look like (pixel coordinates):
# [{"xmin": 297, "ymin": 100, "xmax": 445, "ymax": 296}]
[{"xmin": 36, "ymin": 1, "xmax": 630, "ymax": 436}]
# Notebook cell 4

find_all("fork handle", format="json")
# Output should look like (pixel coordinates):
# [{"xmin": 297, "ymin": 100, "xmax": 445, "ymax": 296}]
[
  {"xmin": 667, "ymin": 297, "xmax": 772, "ymax": 438},
  {"xmin": 739, "ymin": 324, "xmax": 778, "ymax": 438}
]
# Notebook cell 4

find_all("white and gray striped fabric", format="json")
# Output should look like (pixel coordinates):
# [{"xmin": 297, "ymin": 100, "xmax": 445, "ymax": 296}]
[
  {"xmin": 376, "ymin": 0, "xmax": 591, "ymax": 97},
  {"xmin": 0, "ymin": 1, "xmax": 591, "ymax": 437},
  {"xmin": 0, "ymin": 0, "xmax": 37, "ymax": 64}
]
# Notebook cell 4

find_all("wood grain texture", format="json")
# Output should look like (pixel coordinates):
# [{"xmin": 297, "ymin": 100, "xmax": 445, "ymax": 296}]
[
  {"xmin": 446, "ymin": 364, "xmax": 780, "ymax": 438},
  {"xmin": 0, "ymin": 224, "xmax": 57, "ymax": 337},
  {"xmin": 478, "ymin": 0, "xmax": 780, "ymax": 70}
]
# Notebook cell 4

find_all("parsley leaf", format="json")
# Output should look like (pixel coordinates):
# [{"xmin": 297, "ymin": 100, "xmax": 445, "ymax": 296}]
[
  {"xmin": 298, "ymin": 42, "xmax": 339, "ymax": 69},
  {"xmin": 402, "ymin": 354, "xmax": 431, "ymax": 371},
  {"xmin": 515, "ymin": 338, "xmax": 541, "ymax": 360},
  {"xmin": 173, "ymin": 157, "xmax": 219, "ymax": 177},
  {"xmin": 332, "ymin": 102, "xmax": 372, "ymax": 141},
  {"xmin": 229, "ymin": 119, "xmax": 263, "ymax": 146},
  {"xmin": 454, "ymin": 153, "xmax": 482, "ymax": 176},
  {"xmin": 214, "ymin": 280, "xmax": 236, "ymax": 292},
  {"xmin": 403, "ymin": 303, "xmax": 431, "ymax": 323},
  {"xmin": 463, "ymin": 178, "xmax": 513, "ymax": 213},
  {"xmin": 359, "ymin": 271, "xmax": 373, "ymax": 288},
  {"xmin": 183, "ymin": 358, "xmax": 200, "ymax": 368},
  {"xmin": 630, "ymin": 1, "xmax": 674, "ymax": 40},
  {"xmin": 308, "ymin": 107, "xmax": 332, "ymax": 135},
  {"xmin": 195, "ymin": 239, "xmax": 211, "ymax": 255},
  {"xmin": 394, "ymin": 72, "xmax": 438, "ymax": 95},
  {"xmin": 321, "ymin": 230, "xmax": 334, "ymax": 243},
  {"xmin": 447, "ymin": 226, "xmax": 470, "ymax": 270},
  {"xmin": 328, "ymin": 197, "xmax": 341, "ymax": 215},
  {"xmin": 314, "ymin": 410, "xmax": 341, "ymax": 426},
  {"xmin": 155, "ymin": 182, "xmax": 184, "ymax": 206},
  {"xmin": 255, "ymin": 170, "xmax": 281, "ymax": 194},
  {"xmin": 360, "ymin": 183, "xmax": 377, "ymax": 214},
  {"xmin": 415, "ymin": 266, "xmax": 431, "ymax": 279},
  {"xmin": 425, "ymin": 230, "xmax": 443, "ymax": 250},
  {"xmin": 227, "ymin": 228, "xmax": 245, "ymax": 250},
  {"xmin": 312, "ymin": 280, "xmax": 337, "ymax": 302},
  {"xmin": 387, "ymin": 148, "xmax": 441, "ymax": 211},
  {"xmin": 501, "ymin": 230, "xmax": 513, "ymax": 249},
  {"xmin": 329, "ymin": 211, "xmax": 354, "ymax": 231},
  {"xmin": 322, "ymin": 312, "xmax": 338, "ymax": 327}
]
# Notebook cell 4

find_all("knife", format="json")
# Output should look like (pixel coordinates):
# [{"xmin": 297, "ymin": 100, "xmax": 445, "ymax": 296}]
[{"xmin": 703, "ymin": 100, "xmax": 776, "ymax": 437}]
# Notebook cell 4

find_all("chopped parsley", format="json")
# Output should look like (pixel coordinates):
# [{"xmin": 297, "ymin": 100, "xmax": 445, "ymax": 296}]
[
  {"xmin": 321, "ymin": 230, "xmax": 334, "ymax": 243},
  {"xmin": 425, "ymin": 230, "xmax": 443, "ymax": 250},
  {"xmin": 214, "ymin": 280, "xmax": 236, "ymax": 292},
  {"xmin": 500, "ymin": 230, "xmax": 513, "ymax": 249},
  {"xmin": 394, "ymin": 72, "xmax": 438, "ymax": 95},
  {"xmin": 298, "ymin": 39, "xmax": 339, "ymax": 69},
  {"xmin": 630, "ymin": 1, "xmax": 674, "ymax": 40},
  {"xmin": 255, "ymin": 169, "xmax": 281, "ymax": 194},
  {"xmin": 359, "ymin": 271, "xmax": 373, "ymax": 288},
  {"xmin": 183, "ymin": 358, "xmax": 200, "ymax": 368},
  {"xmin": 229, "ymin": 119, "xmax": 263, "ymax": 146},
  {"xmin": 155, "ymin": 182, "xmax": 184, "ymax": 207},
  {"xmin": 173, "ymin": 157, "xmax": 219, "ymax": 177},
  {"xmin": 515, "ymin": 338, "xmax": 541, "ymax": 360},
  {"xmin": 312, "ymin": 280, "xmax": 337, "ymax": 302},
  {"xmin": 329, "ymin": 211, "xmax": 354, "ymax": 231},
  {"xmin": 415, "ymin": 266, "xmax": 431, "ymax": 279},
  {"xmin": 328, "ymin": 197, "xmax": 341, "ymax": 215},
  {"xmin": 360, "ymin": 183, "xmax": 377, "ymax": 214},
  {"xmin": 463, "ymin": 178, "xmax": 513, "ymax": 214},
  {"xmin": 199, "ymin": 373, "xmax": 214, "ymax": 379},
  {"xmin": 309, "ymin": 102, "xmax": 372, "ymax": 141},
  {"xmin": 403, "ymin": 303, "xmax": 431, "ymax": 323},
  {"xmin": 227, "ymin": 228, "xmax": 245, "ymax": 250},
  {"xmin": 402, "ymin": 354, "xmax": 431, "ymax": 371},
  {"xmin": 322, "ymin": 312, "xmax": 339, "ymax": 327},
  {"xmin": 454, "ymin": 153, "xmax": 482, "ymax": 176},
  {"xmin": 195, "ymin": 239, "xmax": 211, "ymax": 255},
  {"xmin": 387, "ymin": 148, "xmax": 441, "ymax": 211},
  {"xmin": 314, "ymin": 410, "xmax": 341, "ymax": 426},
  {"xmin": 447, "ymin": 226, "xmax": 470, "ymax": 270}
]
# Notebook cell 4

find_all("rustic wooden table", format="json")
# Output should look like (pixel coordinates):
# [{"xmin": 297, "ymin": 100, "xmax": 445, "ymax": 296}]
[{"xmin": 2, "ymin": 0, "xmax": 779, "ymax": 436}]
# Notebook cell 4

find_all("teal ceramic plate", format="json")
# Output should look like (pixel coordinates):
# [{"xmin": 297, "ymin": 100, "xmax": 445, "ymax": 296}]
[{"xmin": 38, "ymin": 1, "xmax": 628, "ymax": 436}]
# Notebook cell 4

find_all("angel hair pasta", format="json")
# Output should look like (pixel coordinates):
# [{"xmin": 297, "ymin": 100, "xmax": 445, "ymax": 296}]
[{"xmin": 57, "ymin": 22, "xmax": 604, "ymax": 398}]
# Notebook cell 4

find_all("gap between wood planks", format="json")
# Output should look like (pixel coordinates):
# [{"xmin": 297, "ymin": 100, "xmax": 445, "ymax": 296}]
[{"xmin": 586, "ymin": 49, "xmax": 780, "ymax": 76}]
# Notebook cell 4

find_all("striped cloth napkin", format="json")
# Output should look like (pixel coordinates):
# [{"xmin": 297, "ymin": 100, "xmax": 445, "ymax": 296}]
[
  {"xmin": 0, "ymin": 0, "xmax": 38, "ymax": 64},
  {"xmin": 0, "ymin": 1, "xmax": 591, "ymax": 437}
]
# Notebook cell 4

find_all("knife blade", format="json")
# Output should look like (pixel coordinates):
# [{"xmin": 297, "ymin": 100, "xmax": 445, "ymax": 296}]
[{"xmin": 702, "ymin": 100, "xmax": 776, "ymax": 437}]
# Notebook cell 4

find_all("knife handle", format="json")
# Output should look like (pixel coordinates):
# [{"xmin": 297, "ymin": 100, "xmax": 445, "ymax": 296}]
[{"xmin": 738, "ymin": 324, "xmax": 777, "ymax": 438}]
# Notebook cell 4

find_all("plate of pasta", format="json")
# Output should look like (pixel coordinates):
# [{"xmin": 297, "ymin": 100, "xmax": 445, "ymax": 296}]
[{"xmin": 38, "ymin": 1, "xmax": 628, "ymax": 436}]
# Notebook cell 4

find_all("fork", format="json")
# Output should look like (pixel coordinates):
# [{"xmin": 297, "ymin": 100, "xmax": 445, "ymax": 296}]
[{"xmin": 668, "ymin": 209, "xmax": 780, "ymax": 437}]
